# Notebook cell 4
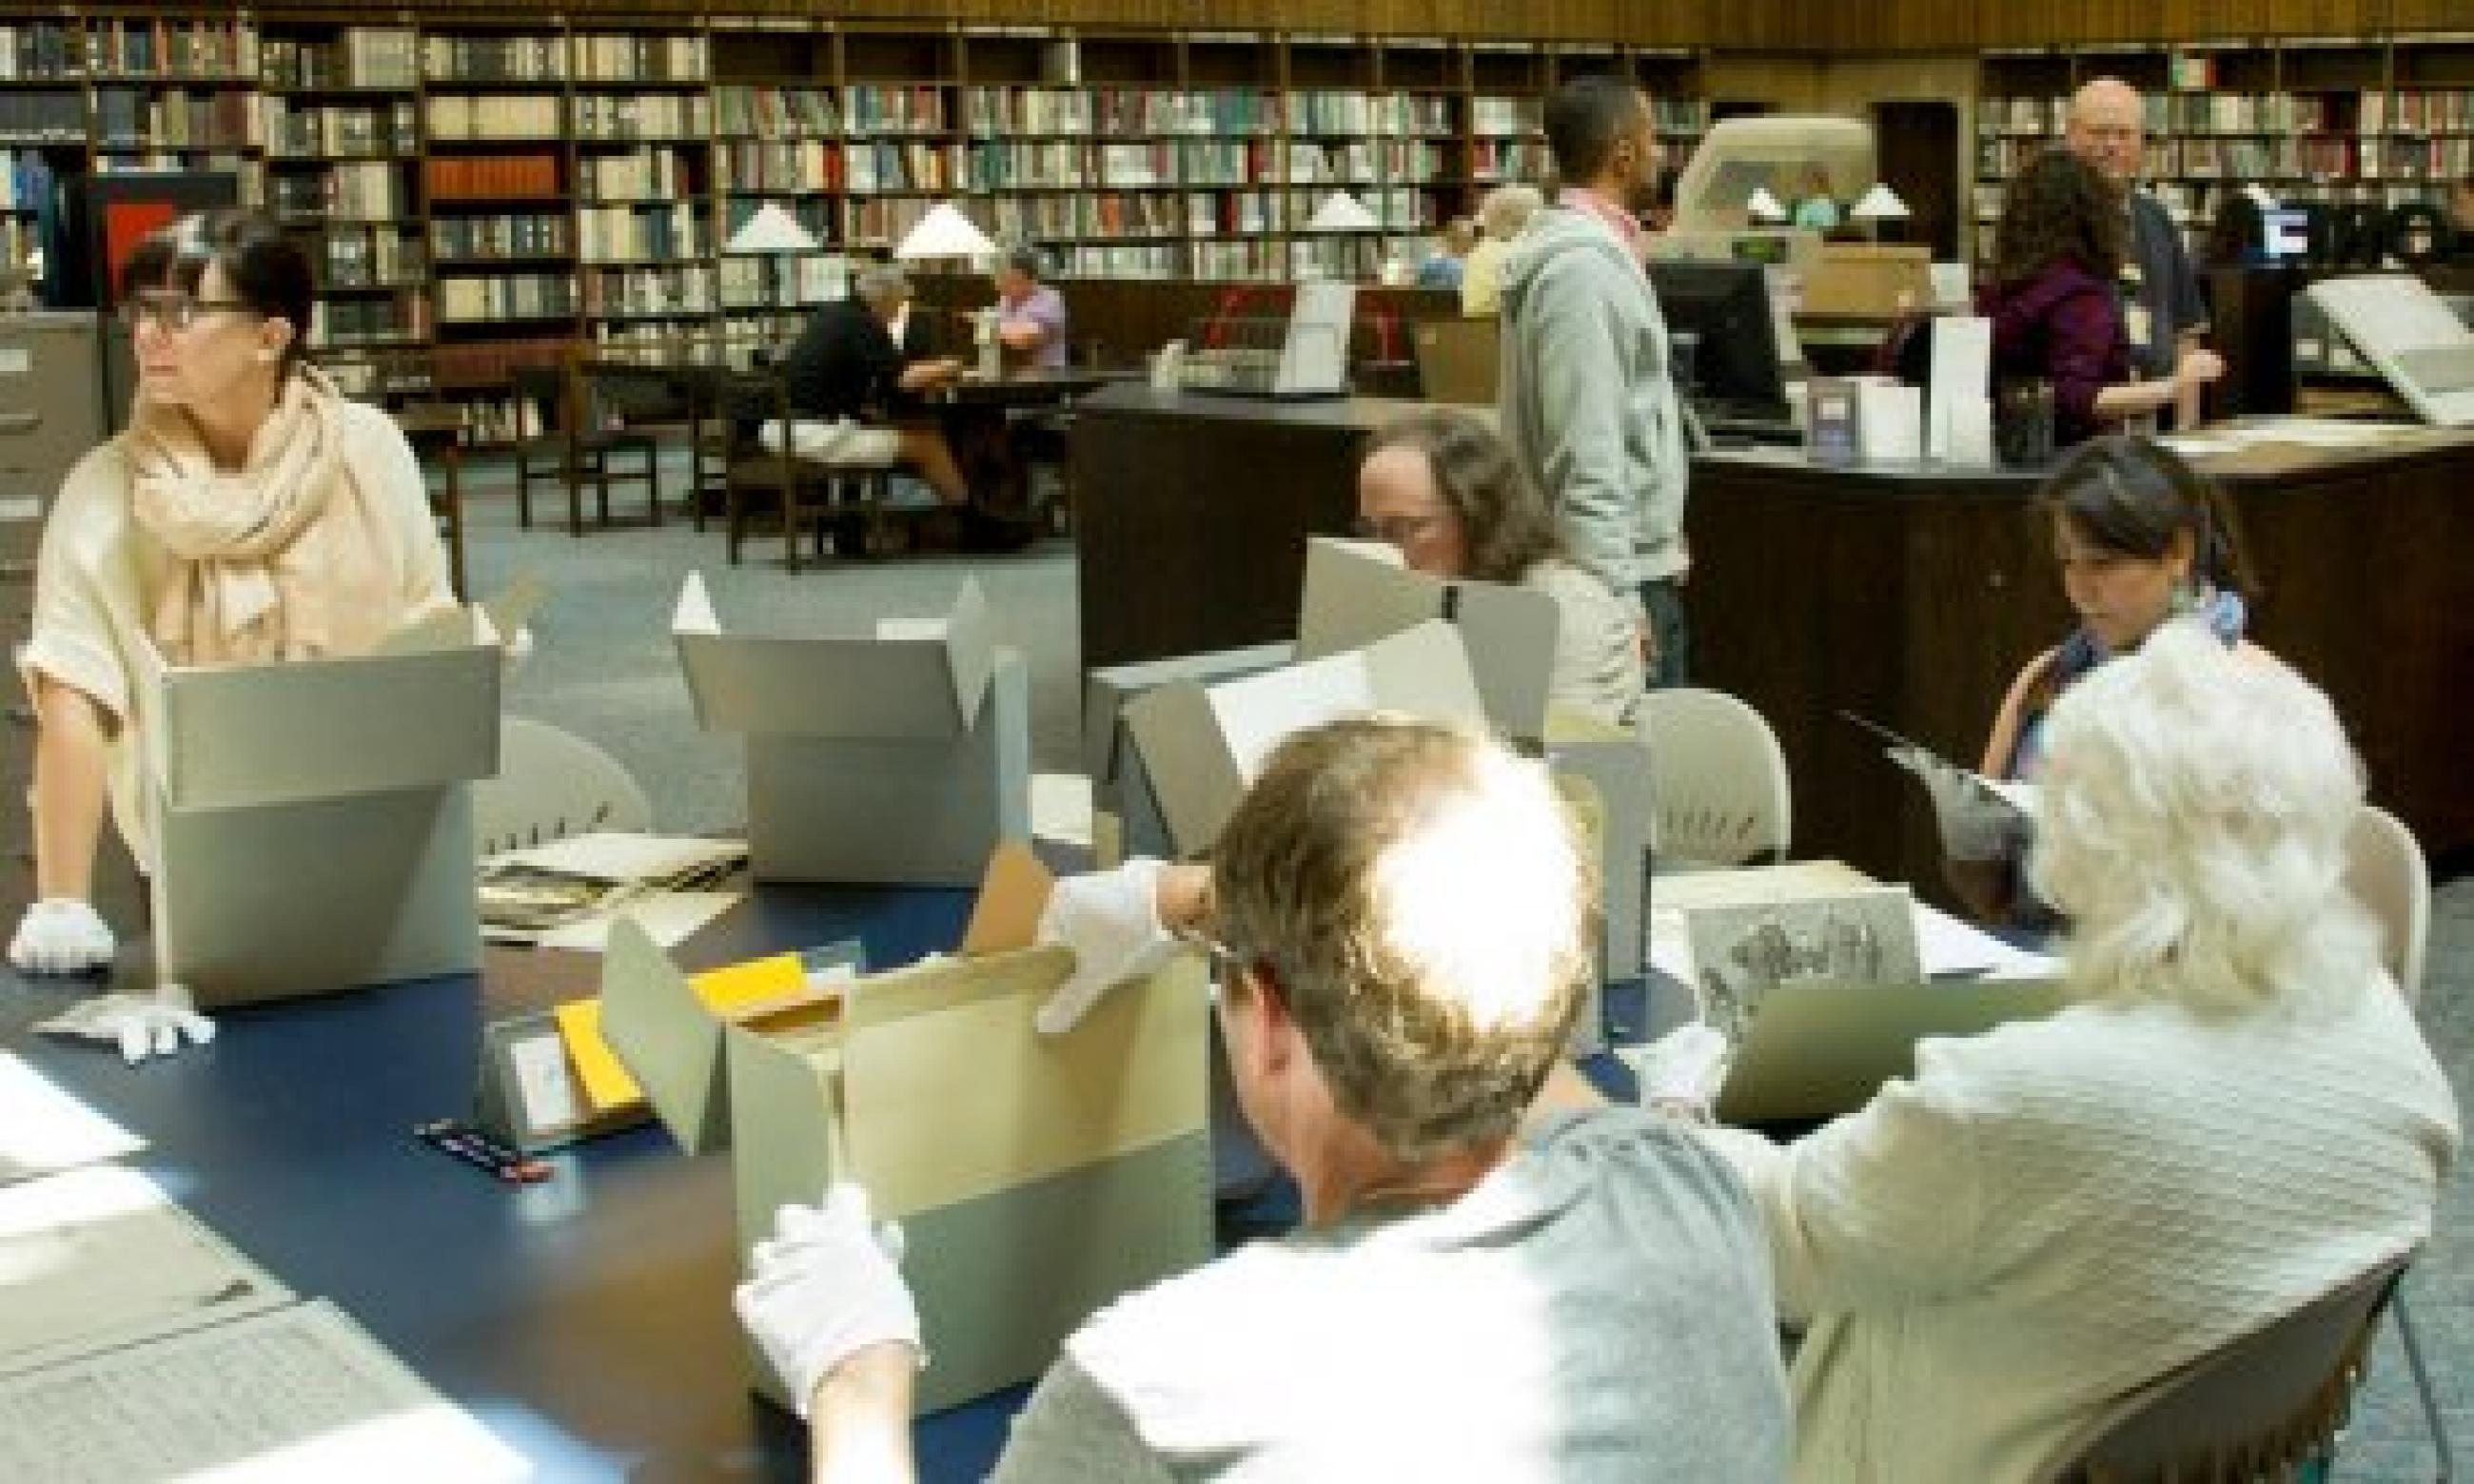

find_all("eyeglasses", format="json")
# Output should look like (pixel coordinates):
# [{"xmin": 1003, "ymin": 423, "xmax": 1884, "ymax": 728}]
[
  {"xmin": 1354, "ymin": 512, "xmax": 1444, "ymax": 546},
  {"xmin": 117, "ymin": 294, "xmax": 261, "ymax": 334}
]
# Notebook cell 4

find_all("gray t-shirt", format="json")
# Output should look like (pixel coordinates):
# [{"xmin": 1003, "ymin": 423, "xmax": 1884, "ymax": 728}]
[{"xmin": 987, "ymin": 1106, "xmax": 1791, "ymax": 1483}]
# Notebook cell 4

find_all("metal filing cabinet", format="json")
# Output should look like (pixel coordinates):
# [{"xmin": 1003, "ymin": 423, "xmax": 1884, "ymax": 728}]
[{"xmin": 0, "ymin": 311, "xmax": 144, "ymax": 933}]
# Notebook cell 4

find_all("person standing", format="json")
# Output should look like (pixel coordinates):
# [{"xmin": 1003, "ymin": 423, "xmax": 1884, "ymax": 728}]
[
  {"xmin": 1499, "ymin": 74, "xmax": 1691, "ymax": 687},
  {"xmin": 2065, "ymin": 77, "xmax": 2212, "ymax": 426}
]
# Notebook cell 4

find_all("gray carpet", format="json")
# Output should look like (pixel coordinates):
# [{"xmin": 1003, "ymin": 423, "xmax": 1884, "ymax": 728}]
[{"xmin": 448, "ymin": 452, "xmax": 2472, "ymax": 1480}]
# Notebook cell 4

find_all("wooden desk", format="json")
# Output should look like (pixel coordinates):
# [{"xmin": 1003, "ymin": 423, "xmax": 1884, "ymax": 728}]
[{"xmin": 1687, "ymin": 429, "xmax": 2474, "ymax": 888}]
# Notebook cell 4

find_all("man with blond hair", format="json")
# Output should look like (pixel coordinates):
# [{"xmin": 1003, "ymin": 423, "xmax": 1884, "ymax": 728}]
[
  {"xmin": 2066, "ymin": 76, "xmax": 2211, "ymax": 416},
  {"xmin": 737, "ymin": 716, "xmax": 1792, "ymax": 1483}
]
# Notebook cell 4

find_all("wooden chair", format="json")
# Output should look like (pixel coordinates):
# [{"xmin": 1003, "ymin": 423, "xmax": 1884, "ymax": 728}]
[
  {"xmin": 2046, "ymin": 1252, "xmax": 2413, "ymax": 1484},
  {"xmin": 512, "ymin": 354, "xmax": 662, "ymax": 537},
  {"xmin": 718, "ymin": 369, "xmax": 910, "ymax": 572}
]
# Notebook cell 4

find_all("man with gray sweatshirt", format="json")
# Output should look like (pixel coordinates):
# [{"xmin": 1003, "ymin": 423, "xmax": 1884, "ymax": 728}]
[{"xmin": 1501, "ymin": 74, "xmax": 1692, "ymax": 686}]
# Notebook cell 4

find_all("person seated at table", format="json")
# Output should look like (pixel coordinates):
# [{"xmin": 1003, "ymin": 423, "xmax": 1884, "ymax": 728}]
[
  {"xmin": 777, "ymin": 264, "xmax": 971, "ymax": 507},
  {"xmin": 1790, "ymin": 166, "xmax": 1841, "ymax": 234},
  {"xmin": 1460, "ymin": 186, "xmax": 1541, "ymax": 317},
  {"xmin": 1981, "ymin": 149, "xmax": 2223, "ymax": 446},
  {"xmin": 993, "ymin": 245, "xmax": 1070, "ymax": 372},
  {"xmin": 1926, "ymin": 435, "xmax": 2263, "ymax": 928},
  {"xmin": 1415, "ymin": 216, "xmax": 1478, "ymax": 291},
  {"xmin": 1687, "ymin": 622, "xmax": 2459, "ymax": 1483},
  {"xmin": 10, "ymin": 210, "xmax": 459, "ymax": 1050},
  {"xmin": 736, "ymin": 716, "xmax": 1794, "ymax": 1483},
  {"xmin": 1357, "ymin": 408, "xmax": 1645, "ymax": 728}
]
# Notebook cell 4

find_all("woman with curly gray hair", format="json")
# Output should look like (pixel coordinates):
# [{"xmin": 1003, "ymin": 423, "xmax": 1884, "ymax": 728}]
[{"xmin": 1698, "ymin": 622, "xmax": 2459, "ymax": 1484}]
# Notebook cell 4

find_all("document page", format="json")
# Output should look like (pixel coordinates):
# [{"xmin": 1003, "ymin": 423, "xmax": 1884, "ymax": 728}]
[
  {"xmin": 0, "ymin": 1299, "xmax": 528, "ymax": 1484},
  {"xmin": 0, "ymin": 1053, "xmax": 143, "ymax": 1185},
  {"xmin": 0, "ymin": 1166, "xmax": 291, "ymax": 1377}
]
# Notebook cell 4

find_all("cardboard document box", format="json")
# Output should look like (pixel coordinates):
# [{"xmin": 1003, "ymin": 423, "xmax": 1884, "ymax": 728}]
[
  {"xmin": 135, "ymin": 610, "xmax": 501, "ymax": 1008},
  {"xmin": 673, "ymin": 574, "xmax": 1030, "ymax": 887},
  {"xmin": 1123, "ymin": 617, "xmax": 1491, "ymax": 858},
  {"xmin": 1295, "ymin": 537, "xmax": 1560, "ymax": 747},
  {"xmin": 1800, "ymin": 243, "xmax": 1934, "ymax": 319},
  {"xmin": 1083, "ymin": 642, "xmax": 1295, "ymax": 866},
  {"xmin": 599, "ymin": 846, "xmax": 1214, "ymax": 1415},
  {"xmin": 1544, "ymin": 705, "xmax": 1657, "ymax": 993}
]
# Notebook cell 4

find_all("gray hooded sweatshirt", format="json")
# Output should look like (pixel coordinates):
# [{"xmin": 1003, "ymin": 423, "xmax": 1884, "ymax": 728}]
[{"xmin": 1498, "ymin": 205, "xmax": 1690, "ymax": 602}]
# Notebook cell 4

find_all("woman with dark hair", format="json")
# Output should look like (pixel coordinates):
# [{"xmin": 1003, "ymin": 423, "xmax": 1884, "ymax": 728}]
[
  {"xmin": 1934, "ymin": 434, "xmax": 2268, "ymax": 924},
  {"xmin": 1355, "ymin": 408, "xmax": 1644, "ymax": 726},
  {"xmin": 1982, "ymin": 149, "xmax": 2223, "ymax": 446},
  {"xmin": 10, "ymin": 210, "xmax": 457, "ymax": 1043},
  {"xmin": 2202, "ymin": 189, "xmax": 2267, "ymax": 269}
]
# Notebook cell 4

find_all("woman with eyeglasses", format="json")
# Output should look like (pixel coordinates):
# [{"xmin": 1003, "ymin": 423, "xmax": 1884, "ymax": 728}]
[
  {"xmin": 1356, "ymin": 408, "xmax": 1645, "ymax": 728},
  {"xmin": 10, "ymin": 211, "xmax": 457, "ymax": 1034}
]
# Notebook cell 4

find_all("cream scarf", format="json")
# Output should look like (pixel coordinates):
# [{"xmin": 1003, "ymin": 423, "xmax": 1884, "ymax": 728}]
[{"xmin": 128, "ymin": 365, "xmax": 379, "ymax": 666}]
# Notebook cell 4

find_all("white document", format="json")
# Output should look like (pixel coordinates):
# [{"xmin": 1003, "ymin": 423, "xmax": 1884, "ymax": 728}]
[
  {"xmin": 1940, "ymin": 394, "xmax": 1996, "ymax": 465},
  {"xmin": 1927, "ymin": 316, "xmax": 1993, "ymax": 459},
  {"xmin": 533, "ymin": 890, "xmax": 742, "ymax": 953},
  {"xmin": 0, "ymin": 1054, "xmax": 143, "ymax": 1185},
  {"xmin": 1856, "ymin": 381, "xmax": 1922, "ymax": 460},
  {"xmin": 1914, "ymin": 901, "xmax": 2061, "ymax": 981},
  {"xmin": 0, "ymin": 1166, "xmax": 291, "ymax": 1377},
  {"xmin": 491, "ymin": 832, "xmax": 745, "ymax": 887},
  {"xmin": 1277, "ymin": 281, "xmax": 1355, "ymax": 396},
  {"xmin": 0, "ymin": 1299, "xmax": 530, "ymax": 1484},
  {"xmin": 1031, "ymin": 771, "xmax": 1094, "ymax": 850}
]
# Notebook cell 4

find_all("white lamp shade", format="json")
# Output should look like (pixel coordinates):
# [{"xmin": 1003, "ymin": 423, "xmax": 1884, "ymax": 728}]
[
  {"xmin": 1850, "ymin": 183, "xmax": 1911, "ymax": 222},
  {"xmin": 1745, "ymin": 186, "xmax": 1789, "ymax": 224},
  {"xmin": 724, "ymin": 203, "xmax": 819, "ymax": 256},
  {"xmin": 1304, "ymin": 189, "xmax": 1382, "ymax": 233},
  {"xmin": 894, "ymin": 203, "xmax": 999, "ymax": 261}
]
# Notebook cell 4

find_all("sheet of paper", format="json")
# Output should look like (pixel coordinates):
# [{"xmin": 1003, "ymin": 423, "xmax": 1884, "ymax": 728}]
[
  {"xmin": 506, "ymin": 1031, "xmax": 584, "ymax": 1132},
  {"xmin": 0, "ymin": 1166, "xmax": 291, "ymax": 1377},
  {"xmin": 0, "ymin": 1299, "xmax": 527, "ymax": 1484},
  {"xmin": 1914, "ymin": 900, "xmax": 2058, "ymax": 980},
  {"xmin": 493, "ymin": 832, "xmax": 745, "ymax": 888},
  {"xmin": 1978, "ymin": 776, "xmax": 2038, "ymax": 817},
  {"xmin": 1856, "ymin": 381, "xmax": 1921, "ymax": 460},
  {"xmin": 0, "ymin": 1053, "xmax": 143, "ymax": 1185},
  {"xmin": 535, "ymin": 889, "xmax": 741, "ymax": 953},
  {"xmin": 1031, "ymin": 771, "xmax": 1094, "ymax": 850},
  {"xmin": 1928, "ymin": 315, "xmax": 1992, "ymax": 458}
]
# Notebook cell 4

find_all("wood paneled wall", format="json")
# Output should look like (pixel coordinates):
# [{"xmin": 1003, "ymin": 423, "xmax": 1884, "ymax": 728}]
[{"xmin": 235, "ymin": 0, "xmax": 2401, "ymax": 50}]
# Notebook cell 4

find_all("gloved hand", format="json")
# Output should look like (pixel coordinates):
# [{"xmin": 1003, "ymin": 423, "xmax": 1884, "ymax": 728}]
[
  {"xmin": 734, "ymin": 1183, "xmax": 922, "ymax": 1418},
  {"xmin": 9, "ymin": 898, "xmax": 117, "ymax": 976},
  {"xmin": 33, "ymin": 985, "xmax": 216, "ymax": 1065},
  {"xmin": 1886, "ymin": 747, "xmax": 2027, "ymax": 862},
  {"xmin": 1033, "ymin": 857, "xmax": 1177, "ymax": 1035},
  {"xmin": 1622, "ymin": 1022, "xmax": 1734, "ymax": 1118}
]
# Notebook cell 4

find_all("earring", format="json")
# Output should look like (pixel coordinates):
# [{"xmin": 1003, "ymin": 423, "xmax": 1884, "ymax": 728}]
[{"xmin": 2170, "ymin": 577, "xmax": 2199, "ymax": 615}]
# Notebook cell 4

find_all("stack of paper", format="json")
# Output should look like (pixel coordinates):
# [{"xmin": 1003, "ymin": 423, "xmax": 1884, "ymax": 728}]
[{"xmin": 480, "ymin": 830, "xmax": 746, "ymax": 947}]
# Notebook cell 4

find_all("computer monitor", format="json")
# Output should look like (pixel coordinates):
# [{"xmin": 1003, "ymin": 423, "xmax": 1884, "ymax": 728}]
[
  {"xmin": 2261, "ymin": 207, "xmax": 2311, "ymax": 264},
  {"xmin": 1648, "ymin": 259, "xmax": 1790, "ymax": 423}
]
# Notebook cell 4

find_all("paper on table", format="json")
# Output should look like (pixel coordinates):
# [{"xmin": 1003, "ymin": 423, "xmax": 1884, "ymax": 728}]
[
  {"xmin": 492, "ymin": 831, "xmax": 745, "ymax": 886},
  {"xmin": 535, "ymin": 890, "xmax": 741, "ymax": 953},
  {"xmin": 1856, "ymin": 380, "xmax": 1922, "ymax": 460},
  {"xmin": 0, "ymin": 1166, "xmax": 291, "ymax": 1377},
  {"xmin": 1031, "ymin": 771, "xmax": 1094, "ymax": 850},
  {"xmin": 1914, "ymin": 900, "xmax": 2060, "ymax": 980},
  {"xmin": 0, "ymin": 1053, "xmax": 143, "ymax": 1185},
  {"xmin": 1928, "ymin": 316, "xmax": 1992, "ymax": 458},
  {"xmin": 0, "ymin": 1299, "xmax": 528, "ymax": 1484}
]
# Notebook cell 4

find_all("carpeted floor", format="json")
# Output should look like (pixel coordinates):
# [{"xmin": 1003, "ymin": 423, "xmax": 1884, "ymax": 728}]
[{"xmin": 450, "ymin": 453, "xmax": 2472, "ymax": 1481}]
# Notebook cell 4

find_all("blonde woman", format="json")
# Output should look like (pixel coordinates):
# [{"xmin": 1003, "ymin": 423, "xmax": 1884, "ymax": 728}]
[
  {"xmin": 1460, "ymin": 184, "xmax": 1542, "ymax": 317},
  {"xmin": 11, "ymin": 211, "xmax": 455, "ymax": 1052}
]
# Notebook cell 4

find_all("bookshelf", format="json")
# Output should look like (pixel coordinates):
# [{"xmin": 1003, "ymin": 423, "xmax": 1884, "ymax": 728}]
[
  {"xmin": 1973, "ymin": 35, "xmax": 2474, "ymax": 270},
  {"xmin": 0, "ymin": 7, "xmax": 1715, "ymax": 433}
]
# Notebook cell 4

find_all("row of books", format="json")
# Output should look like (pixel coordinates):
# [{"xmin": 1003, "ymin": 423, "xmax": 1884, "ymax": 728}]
[
  {"xmin": 1470, "ymin": 96, "xmax": 1545, "ymax": 135},
  {"xmin": 424, "ymin": 155, "xmax": 562, "ymax": 203},
  {"xmin": 310, "ymin": 294, "xmax": 428, "ymax": 348},
  {"xmin": 1056, "ymin": 243, "xmax": 1182, "ymax": 279},
  {"xmin": 579, "ymin": 149, "xmax": 697, "ymax": 203},
  {"xmin": 844, "ymin": 86, "xmax": 949, "ymax": 134},
  {"xmin": 0, "ymin": 90, "xmax": 82, "ymax": 142},
  {"xmin": 262, "ymin": 30, "xmax": 418, "ymax": 90},
  {"xmin": 714, "ymin": 87, "xmax": 839, "ymax": 138},
  {"xmin": 977, "ymin": 192, "xmax": 1188, "ymax": 241},
  {"xmin": 314, "ymin": 228, "xmax": 424, "ymax": 288},
  {"xmin": 265, "ymin": 100, "xmax": 420, "ymax": 158},
  {"xmin": 1985, "ymin": 89, "xmax": 2474, "ymax": 139},
  {"xmin": 844, "ymin": 141, "xmax": 960, "ymax": 193},
  {"xmin": 1979, "ymin": 131, "xmax": 2474, "ymax": 182},
  {"xmin": 437, "ymin": 272, "xmax": 578, "ymax": 323},
  {"xmin": 2366, "ymin": 90, "xmax": 2474, "ymax": 135},
  {"xmin": 715, "ymin": 254, "xmax": 840, "ymax": 306},
  {"xmin": 577, "ymin": 204, "xmax": 709, "ymax": 263},
  {"xmin": 1283, "ymin": 91, "xmax": 1460, "ymax": 135},
  {"xmin": 273, "ymin": 163, "xmax": 410, "ymax": 222},
  {"xmin": 717, "ymin": 141, "xmax": 837, "ymax": 193},
  {"xmin": 427, "ymin": 95, "xmax": 561, "ymax": 142},
  {"xmin": 68, "ymin": 17, "xmax": 258, "ymax": 79},
  {"xmin": 573, "ymin": 33, "xmax": 708, "ymax": 84},
  {"xmin": 574, "ymin": 94, "xmax": 712, "ymax": 143},
  {"xmin": 99, "ymin": 90, "xmax": 260, "ymax": 151},
  {"xmin": 432, "ymin": 213, "xmax": 572, "ymax": 260},
  {"xmin": 421, "ymin": 34, "xmax": 565, "ymax": 84},
  {"xmin": 582, "ymin": 264, "xmax": 717, "ymax": 317},
  {"xmin": 1471, "ymin": 138, "xmax": 1553, "ymax": 181}
]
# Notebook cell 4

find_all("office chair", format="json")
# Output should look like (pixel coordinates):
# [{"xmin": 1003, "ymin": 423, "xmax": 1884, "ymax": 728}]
[
  {"xmin": 473, "ymin": 718, "xmax": 653, "ymax": 857},
  {"xmin": 1635, "ymin": 687, "xmax": 1793, "ymax": 869}
]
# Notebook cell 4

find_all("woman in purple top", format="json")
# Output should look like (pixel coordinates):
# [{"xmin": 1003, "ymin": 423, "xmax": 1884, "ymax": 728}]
[
  {"xmin": 1980, "ymin": 150, "xmax": 2222, "ymax": 447},
  {"xmin": 994, "ymin": 244, "xmax": 1071, "ymax": 370}
]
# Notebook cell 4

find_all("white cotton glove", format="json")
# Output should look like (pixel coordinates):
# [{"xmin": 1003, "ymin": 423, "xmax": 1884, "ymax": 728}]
[
  {"xmin": 1886, "ymin": 747, "xmax": 2026, "ymax": 863},
  {"xmin": 733, "ymin": 1182, "xmax": 922, "ymax": 1419},
  {"xmin": 34, "ymin": 984, "xmax": 216, "ymax": 1065},
  {"xmin": 1621, "ymin": 1022, "xmax": 1734, "ymax": 1117},
  {"xmin": 9, "ymin": 898, "xmax": 117, "ymax": 976},
  {"xmin": 1033, "ymin": 857, "xmax": 1177, "ymax": 1035}
]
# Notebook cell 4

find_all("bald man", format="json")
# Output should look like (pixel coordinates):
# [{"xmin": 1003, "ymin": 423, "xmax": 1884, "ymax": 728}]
[{"xmin": 2066, "ymin": 78, "xmax": 2209, "ymax": 407}]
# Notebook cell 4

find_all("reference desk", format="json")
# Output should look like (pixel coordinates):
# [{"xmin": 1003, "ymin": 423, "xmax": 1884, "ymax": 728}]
[
  {"xmin": 0, "ymin": 888, "xmax": 1018, "ymax": 1483},
  {"xmin": 1688, "ymin": 430, "xmax": 2474, "ymax": 890}
]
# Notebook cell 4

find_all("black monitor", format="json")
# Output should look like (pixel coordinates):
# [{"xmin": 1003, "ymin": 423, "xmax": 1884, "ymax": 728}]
[{"xmin": 1647, "ymin": 259, "xmax": 1790, "ymax": 424}]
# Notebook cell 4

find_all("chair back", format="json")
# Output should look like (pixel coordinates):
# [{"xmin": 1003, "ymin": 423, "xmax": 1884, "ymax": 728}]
[
  {"xmin": 473, "ymin": 717, "xmax": 653, "ymax": 857},
  {"xmin": 507, "ymin": 361, "xmax": 574, "ymax": 439},
  {"xmin": 1411, "ymin": 316, "xmax": 1501, "ymax": 405},
  {"xmin": 1635, "ymin": 687, "xmax": 1792, "ymax": 867},
  {"xmin": 2050, "ymin": 1253, "xmax": 2411, "ymax": 1484},
  {"xmin": 2345, "ymin": 804, "xmax": 2429, "ymax": 1004}
]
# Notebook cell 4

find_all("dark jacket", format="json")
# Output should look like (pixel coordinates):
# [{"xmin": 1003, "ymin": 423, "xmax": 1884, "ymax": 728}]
[
  {"xmin": 1982, "ymin": 259, "xmax": 2130, "ymax": 450},
  {"xmin": 782, "ymin": 298, "xmax": 899, "ymax": 422}
]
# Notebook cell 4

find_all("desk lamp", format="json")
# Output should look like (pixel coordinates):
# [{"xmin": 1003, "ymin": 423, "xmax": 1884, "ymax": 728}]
[
  {"xmin": 1745, "ymin": 186, "xmax": 1790, "ymax": 225},
  {"xmin": 724, "ymin": 203, "xmax": 821, "ymax": 357},
  {"xmin": 1301, "ymin": 189, "xmax": 1382, "ymax": 281},
  {"xmin": 1850, "ymin": 183, "xmax": 1911, "ymax": 242},
  {"xmin": 895, "ymin": 204, "xmax": 1002, "ymax": 370}
]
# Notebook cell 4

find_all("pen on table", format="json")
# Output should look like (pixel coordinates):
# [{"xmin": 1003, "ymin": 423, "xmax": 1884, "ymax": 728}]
[{"xmin": 415, "ymin": 1118, "xmax": 551, "ymax": 1183}]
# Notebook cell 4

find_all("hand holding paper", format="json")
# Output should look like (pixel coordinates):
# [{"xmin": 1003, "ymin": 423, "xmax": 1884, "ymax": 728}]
[
  {"xmin": 734, "ymin": 1183, "xmax": 922, "ymax": 1419},
  {"xmin": 34, "ymin": 986, "xmax": 216, "ymax": 1065},
  {"xmin": 1623, "ymin": 1022, "xmax": 1733, "ymax": 1115},
  {"xmin": 9, "ymin": 898, "xmax": 116, "ymax": 976},
  {"xmin": 1886, "ymin": 746, "xmax": 2028, "ymax": 862},
  {"xmin": 1033, "ymin": 857, "xmax": 1178, "ymax": 1035}
]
